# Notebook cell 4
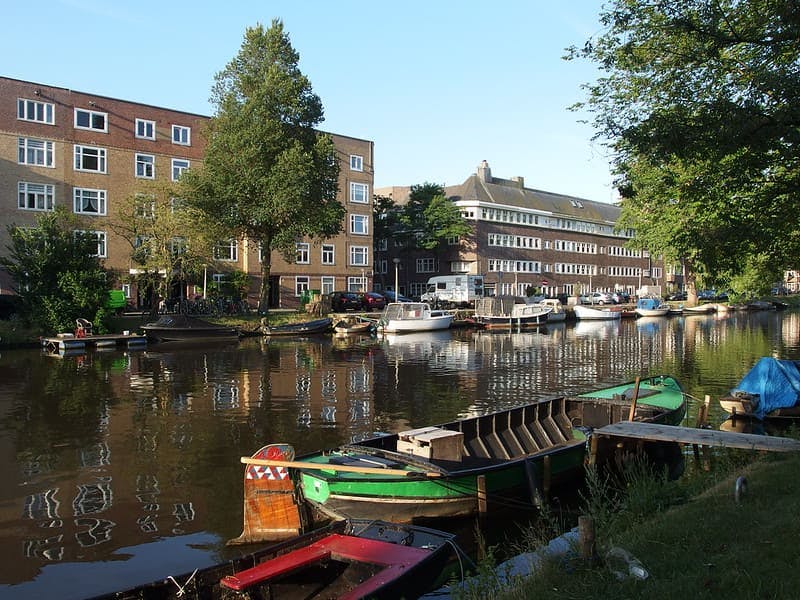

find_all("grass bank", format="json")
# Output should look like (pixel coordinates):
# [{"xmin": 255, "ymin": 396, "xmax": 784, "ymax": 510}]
[{"xmin": 485, "ymin": 448, "xmax": 800, "ymax": 600}]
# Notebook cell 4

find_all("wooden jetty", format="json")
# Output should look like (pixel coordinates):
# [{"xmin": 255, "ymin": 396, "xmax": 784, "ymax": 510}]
[
  {"xmin": 42, "ymin": 333, "xmax": 147, "ymax": 354},
  {"xmin": 590, "ymin": 420, "xmax": 800, "ymax": 460}
]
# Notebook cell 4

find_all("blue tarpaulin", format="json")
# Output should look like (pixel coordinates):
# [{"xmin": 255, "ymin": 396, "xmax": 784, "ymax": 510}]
[{"xmin": 732, "ymin": 357, "xmax": 800, "ymax": 418}]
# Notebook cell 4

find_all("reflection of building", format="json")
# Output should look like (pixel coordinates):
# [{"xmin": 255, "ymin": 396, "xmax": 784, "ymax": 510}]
[
  {"xmin": 376, "ymin": 161, "xmax": 663, "ymax": 300},
  {"xmin": 0, "ymin": 76, "xmax": 374, "ymax": 309}
]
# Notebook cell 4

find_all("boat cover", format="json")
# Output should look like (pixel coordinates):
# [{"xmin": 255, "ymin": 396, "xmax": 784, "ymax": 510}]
[{"xmin": 732, "ymin": 357, "xmax": 800, "ymax": 418}]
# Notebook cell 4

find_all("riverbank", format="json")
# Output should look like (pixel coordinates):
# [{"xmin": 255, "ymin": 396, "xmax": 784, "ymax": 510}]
[{"xmin": 490, "ymin": 449, "xmax": 800, "ymax": 599}]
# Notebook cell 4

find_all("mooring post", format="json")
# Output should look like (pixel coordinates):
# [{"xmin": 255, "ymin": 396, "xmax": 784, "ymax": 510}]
[
  {"xmin": 477, "ymin": 474, "xmax": 487, "ymax": 515},
  {"xmin": 628, "ymin": 376, "xmax": 641, "ymax": 421},
  {"xmin": 578, "ymin": 515, "xmax": 596, "ymax": 566}
]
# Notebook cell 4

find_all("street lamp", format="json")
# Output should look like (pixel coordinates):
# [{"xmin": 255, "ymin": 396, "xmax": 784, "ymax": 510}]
[{"xmin": 393, "ymin": 258, "xmax": 401, "ymax": 299}]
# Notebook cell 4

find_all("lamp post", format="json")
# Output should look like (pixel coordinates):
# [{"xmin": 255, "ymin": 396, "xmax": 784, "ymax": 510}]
[{"xmin": 393, "ymin": 257, "xmax": 401, "ymax": 299}]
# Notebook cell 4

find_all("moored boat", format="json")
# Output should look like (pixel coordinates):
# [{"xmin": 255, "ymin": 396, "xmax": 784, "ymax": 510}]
[
  {"xmin": 573, "ymin": 304, "xmax": 622, "ymax": 320},
  {"xmin": 683, "ymin": 304, "xmax": 715, "ymax": 315},
  {"xmin": 142, "ymin": 314, "xmax": 240, "ymax": 342},
  {"xmin": 87, "ymin": 519, "xmax": 458, "ymax": 600},
  {"xmin": 719, "ymin": 357, "xmax": 800, "ymax": 420},
  {"xmin": 540, "ymin": 298, "xmax": 567, "ymax": 323},
  {"xmin": 261, "ymin": 317, "xmax": 333, "ymax": 336},
  {"xmin": 473, "ymin": 296, "xmax": 552, "ymax": 329},
  {"xmin": 377, "ymin": 302, "xmax": 453, "ymax": 333},
  {"xmin": 237, "ymin": 376, "xmax": 686, "ymax": 538},
  {"xmin": 333, "ymin": 316, "xmax": 375, "ymax": 335},
  {"xmin": 634, "ymin": 296, "xmax": 670, "ymax": 317}
]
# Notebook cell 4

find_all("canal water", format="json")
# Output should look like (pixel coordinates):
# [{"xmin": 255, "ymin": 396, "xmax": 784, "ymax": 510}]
[{"xmin": 1, "ymin": 309, "xmax": 798, "ymax": 599}]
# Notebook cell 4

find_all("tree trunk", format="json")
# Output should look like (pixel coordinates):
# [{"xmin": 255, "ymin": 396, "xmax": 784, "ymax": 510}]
[
  {"xmin": 684, "ymin": 259, "xmax": 698, "ymax": 305},
  {"xmin": 259, "ymin": 255, "xmax": 272, "ymax": 315}
]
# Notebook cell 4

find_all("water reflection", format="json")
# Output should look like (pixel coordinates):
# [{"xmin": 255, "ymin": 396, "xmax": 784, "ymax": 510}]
[{"xmin": 1, "ymin": 310, "xmax": 800, "ymax": 598}]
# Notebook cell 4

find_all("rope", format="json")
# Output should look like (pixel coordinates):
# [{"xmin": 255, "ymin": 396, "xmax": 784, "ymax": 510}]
[{"xmin": 166, "ymin": 569, "xmax": 198, "ymax": 597}]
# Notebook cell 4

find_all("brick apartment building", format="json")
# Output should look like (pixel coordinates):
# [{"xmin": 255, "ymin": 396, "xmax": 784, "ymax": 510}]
[
  {"xmin": 376, "ymin": 161, "xmax": 669, "ymax": 301},
  {"xmin": 0, "ymin": 76, "xmax": 374, "ymax": 309}
]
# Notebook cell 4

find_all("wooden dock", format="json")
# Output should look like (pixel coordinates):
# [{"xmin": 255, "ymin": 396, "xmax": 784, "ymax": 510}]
[
  {"xmin": 592, "ymin": 421, "xmax": 800, "ymax": 453},
  {"xmin": 42, "ymin": 333, "xmax": 147, "ymax": 354}
]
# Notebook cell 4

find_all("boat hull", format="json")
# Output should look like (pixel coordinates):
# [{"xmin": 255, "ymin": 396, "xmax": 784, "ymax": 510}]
[
  {"xmin": 381, "ymin": 316, "xmax": 453, "ymax": 333},
  {"xmin": 142, "ymin": 315, "xmax": 239, "ymax": 342},
  {"xmin": 573, "ymin": 305, "xmax": 622, "ymax": 320}
]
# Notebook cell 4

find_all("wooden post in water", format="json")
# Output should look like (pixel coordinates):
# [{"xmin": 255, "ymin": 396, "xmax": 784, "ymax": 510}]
[
  {"xmin": 628, "ymin": 377, "xmax": 642, "ymax": 421},
  {"xmin": 477, "ymin": 474, "xmax": 487, "ymax": 515},
  {"xmin": 578, "ymin": 515, "xmax": 596, "ymax": 566}
]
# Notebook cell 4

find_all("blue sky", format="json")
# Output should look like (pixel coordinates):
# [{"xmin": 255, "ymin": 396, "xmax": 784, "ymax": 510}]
[{"xmin": 2, "ymin": 1, "xmax": 616, "ymax": 202}]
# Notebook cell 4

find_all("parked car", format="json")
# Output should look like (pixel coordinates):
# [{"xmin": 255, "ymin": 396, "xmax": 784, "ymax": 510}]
[
  {"xmin": 329, "ymin": 291, "xmax": 362, "ymax": 312},
  {"xmin": 579, "ymin": 292, "xmax": 614, "ymax": 305},
  {"xmin": 382, "ymin": 291, "xmax": 413, "ymax": 303},
  {"xmin": 361, "ymin": 291, "xmax": 386, "ymax": 311},
  {"xmin": 666, "ymin": 291, "xmax": 687, "ymax": 301},
  {"xmin": 612, "ymin": 292, "xmax": 631, "ymax": 304}
]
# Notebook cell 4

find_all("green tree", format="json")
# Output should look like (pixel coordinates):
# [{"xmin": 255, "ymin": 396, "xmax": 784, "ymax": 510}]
[
  {"xmin": 0, "ymin": 208, "xmax": 109, "ymax": 332},
  {"xmin": 570, "ymin": 0, "xmax": 800, "ymax": 299},
  {"xmin": 181, "ymin": 20, "xmax": 342, "ymax": 314},
  {"xmin": 398, "ymin": 183, "xmax": 472, "ymax": 250}
]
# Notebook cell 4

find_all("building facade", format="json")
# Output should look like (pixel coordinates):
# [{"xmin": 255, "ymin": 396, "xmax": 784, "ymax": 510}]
[
  {"xmin": 0, "ymin": 76, "xmax": 374, "ymax": 308},
  {"xmin": 375, "ymin": 161, "xmax": 665, "ymax": 301}
]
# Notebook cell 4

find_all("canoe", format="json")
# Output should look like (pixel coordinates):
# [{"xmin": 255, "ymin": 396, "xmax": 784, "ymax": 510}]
[
  {"xmin": 262, "ymin": 318, "xmax": 333, "ymax": 336},
  {"xmin": 237, "ymin": 376, "xmax": 687, "ymax": 539},
  {"xmin": 86, "ymin": 519, "xmax": 458, "ymax": 600}
]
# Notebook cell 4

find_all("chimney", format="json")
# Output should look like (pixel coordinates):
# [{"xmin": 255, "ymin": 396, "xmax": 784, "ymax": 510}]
[
  {"xmin": 511, "ymin": 176, "xmax": 525, "ymax": 189},
  {"xmin": 477, "ymin": 160, "xmax": 492, "ymax": 183}
]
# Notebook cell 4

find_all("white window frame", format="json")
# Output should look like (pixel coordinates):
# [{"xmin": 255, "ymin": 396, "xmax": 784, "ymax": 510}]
[
  {"xmin": 347, "ymin": 276, "xmax": 367, "ymax": 292},
  {"xmin": 172, "ymin": 125, "xmax": 191, "ymax": 146},
  {"xmin": 296, "ymin": 242, "xmax": 310, "ymax": 264},
  {"xmin": 350, "ymin": 155, "xmax": 363, "ymax": 171},
  {"xmin": 74, "ymin": 108, "xmax": 108, "ymax": 132},
  {"xmin": 73, "ymin": 188, "xmax": 107, "ymax": 216},
  {"xmin": 349, "ymin": 245, "xmax": 369, "ymax": 266},
  {"xmin": 350, "ymin": 182, "xmax": 369, "ymax": 204},
  {"xmin": 350, "ymin": 214, "xmax": 369, "ymax": 235},
  {"xmin": 416, "ymin": 258, "xmax": 437, "ymax": 273},
  {"xmin": 321, "ymin": 244, "xmax": 335, "ymax": 265},
  {"xmin": 18, "ymin": 137, "xmax": 54, "ymax": 167},
  {"xmin": 74, "ymin": 144, "xmax": 107, "ymax": 173},
  {"xmin": 77, "ymin": 230, "xmax": 107, "ymax": 257},
  {"xmin": 172, "ymin": 158, "xmax": 189, "ymax": 181},
  {"xmin": 377, "ymin": 239, "xmax": 388, "ymax": 251},
  {"xmin": 134, "ymin": 193, "xmax": 155, "ymax": 219},
  {"xmin": 121, "ymin": 283, "xmax": 132, "ymax": 298},
  {"xmin": 295, "ymin": 276, "xmax": 310, "ymax": 296},
  {"xmin": 214, "ymin": 239, "xmax": 238, "ymax": 262},
  {"xmin": 135, "ymin": 118, "xmax": 156, "ymax": 140},
  {"xmin": 321, "ymin": 276, "xmax": 335, "ymax": 295},
  {"xmin": 17, "ymin": 98, "xmax": 54, "ymax": 124},
  {"xmin": 135, "ymin": 153, "xmax": 155, "ymax": 179},
  {"xmin": 18, "ymin": 182, "xmax": 55, "ymax": 211}
]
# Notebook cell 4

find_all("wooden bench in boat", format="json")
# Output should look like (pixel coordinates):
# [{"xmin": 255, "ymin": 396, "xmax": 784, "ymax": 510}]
[{"xmin": 219, "ymin": 533, "xmax": 430, "ymax": 599}]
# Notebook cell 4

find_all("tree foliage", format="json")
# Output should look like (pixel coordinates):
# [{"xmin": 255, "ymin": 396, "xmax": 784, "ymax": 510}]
[
  {"xmin": 0, "ymin": 208, "xmax": 110, "ymax": 332},
  {"xmin": 181, "ymin": 20, "xmax": 342, "ymax": 313},
  {"xmin": 570, "ymin": 0, "xmax": 800, "ymax": 295},
  {"xmin": 387, "ymin": 183, "xmax": 472, "ymax": 251}
]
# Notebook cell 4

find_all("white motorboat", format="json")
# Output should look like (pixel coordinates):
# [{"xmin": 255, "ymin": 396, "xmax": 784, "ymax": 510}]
[
  {"xmin": 473, "ymin": 296, "xmax": 552, "ymax": 329},
  {"xmin": 378, "ymin": 302, "xmax": 453, "ymax": 333},
  {"xmin": 573, "ymin": 304, "xmax": 622, "ymax": 321}
]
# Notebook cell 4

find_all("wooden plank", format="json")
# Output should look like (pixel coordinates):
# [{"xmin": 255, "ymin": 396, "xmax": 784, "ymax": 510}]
[
  {"xmin": 594, "ymin": 421, "xmax": 800, "ymax": 452},
  {"xmin": 241, "ymin": 456, "xmax": 442, "ymax": 477}
]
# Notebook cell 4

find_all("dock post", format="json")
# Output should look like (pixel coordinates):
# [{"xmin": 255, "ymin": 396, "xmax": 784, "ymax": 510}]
[
  {"xmin": 628, "ymin": 377, "xmax": 641, "ymax": 421},
  {"xmin": 578, "ymin": 515, "xmax": 596, "ymax": 566},
  {"xmin": 588, "ymin": 434, "xmax": 599, "ymax": 467},
  {"xmin": 477, "ymin": 474, "xmax": 487, "ymax": 515}
]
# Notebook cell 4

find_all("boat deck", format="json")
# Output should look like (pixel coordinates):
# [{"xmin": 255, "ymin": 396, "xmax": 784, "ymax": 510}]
[
  {"xmin": 42, "ymin": 333, "xmax": 147, "ymax": 354},
  {"xmin": 592, "ymin": 421, "xmax": 800, "ymax": 453}
]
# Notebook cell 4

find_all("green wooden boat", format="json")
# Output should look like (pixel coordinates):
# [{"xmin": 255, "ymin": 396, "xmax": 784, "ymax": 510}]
[{"xmin": 237, "ymin": 376, "xmax": 686, "ymax": 539}]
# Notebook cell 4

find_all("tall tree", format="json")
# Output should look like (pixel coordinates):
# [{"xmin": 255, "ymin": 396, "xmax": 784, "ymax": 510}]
[
  {"xmin": 181, "ymin": 20, "xmax": 342, "ymax": 313},
  {"xmin": 569, "ymin": 0, "xmax": 800, "ymax": 298},
  {"xmin": 0, "ymin": 208, "xmax": 109, "ymax": 332},
  {"xmin": 398, "ymin": 183, "xmax": 472, "ymax": 250}
]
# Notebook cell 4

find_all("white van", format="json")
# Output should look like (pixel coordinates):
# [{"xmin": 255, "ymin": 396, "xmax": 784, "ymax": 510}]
[{"xmin": 420, "ymin": 275, "xmax": 484, "ymax": 307}]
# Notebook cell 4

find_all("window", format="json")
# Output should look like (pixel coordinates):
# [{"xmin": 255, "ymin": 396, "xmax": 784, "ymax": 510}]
[
  {"xmin": 350, "ymin": 155, "xmax": 363, "ymax": 171},
  {"xmin": 376, "ymin": 259, "xmax": 387, "ymax": 274},
  {"xmin": 296, "ymin": 242, "xmax": 310, "ymax": 264},
  {"xmin": 74, "ymin": 145, "xmax": 107, "ymax": 173},
  {"xmin": 18, "ymin": 182, "xmax": 54, "ymax": 211},
  {"xmin": 349, "ymin": 245, "xmax": 369, "ymax": 266},
  {"xmin": 347, "ymin": 277, "xmax": 367, "ymax": 292},
  {"xmin": 74, "ymin": 108, "xmax": 107, "ymax": 132},
  {"xmin": 451, "ymin": 261, "xmax": 470, "ymax": 273},
  {"xmin": 18, "ymin": 138, "xmax": 54, "ymax": 167},
  {"xmin": 350, "ymin": 214, "xmax": 369, "ymax": 235},
  {"xmin": 134, "ymin": 194, "xmax": 155, "ymax": 218},
  {"xmin": 172, "ymin": 125, "xmax": 191, "ymax": 145},
  {"xmin": 18, "ymin": 98, "xmax": 54, "ymax": 124},
  {"xmin": 170, "ymin": 237, "xmax": 187, "ymax": 256},
  {"xmin": 321, "ymin": 276, "xmax": 335, "ymax": 295},
  {"xmin": 78, "ymin": 230, "xmax": 107, "ymax": 257},
  {"xmin": 321, "ymin": 244, "xmax": 335, "ymax": 265},
  {"xmin": 74, "ymin": 188, "xmax": 107, "ymax": 215},
  {"xmin": 135, "ymin": 153, "xmax": 155, "ymax": 178},
  {"xmin": 377, "ymin": 239, "xmax": 387, "ymax": 251},
  {"xmin": 350, "ymin": 182, "xmax": 368, "ymax": 204},
  {"xmin": 416, "ymin": 258, "xmax": 436, "ymax": 273},
  {"xmin": 214, "ymin": 239, "xmax": 238, "ymax": 261},
  {"xmin": 172, "ymin": 159, "xmax": 189, "ymax": 181},
  {"xmin": 135, "ymin": 118, "xmax": 156, "ymax": 140},
  {"xmin": 448, "ymin": 235, "xmax": 460, "ymax": 245},
  {"xmin": 295, "ymin": 276, "xmax": 310, "ymax": 296},
  {"xmin": 121, "ymin": 283, "xmax": 132, "ymax": 298}
]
